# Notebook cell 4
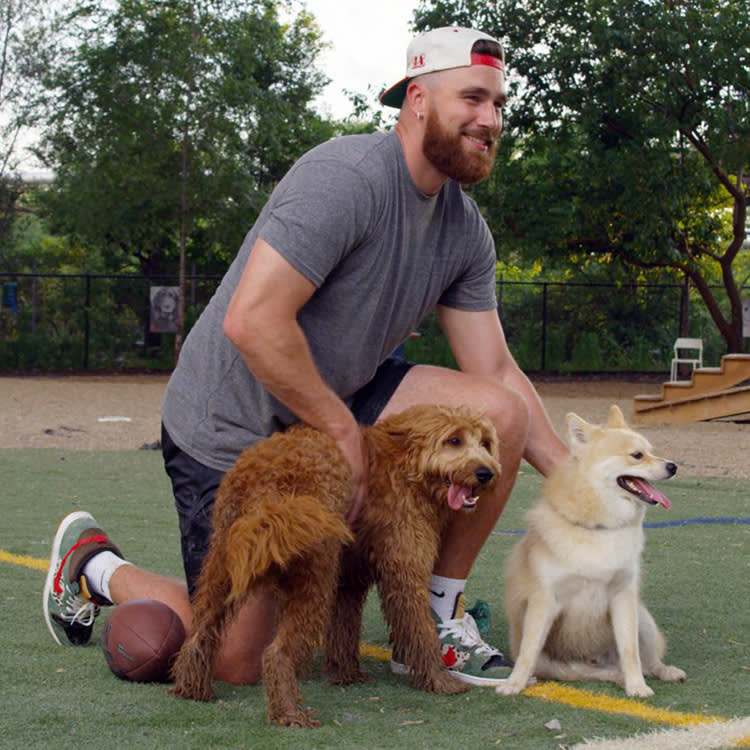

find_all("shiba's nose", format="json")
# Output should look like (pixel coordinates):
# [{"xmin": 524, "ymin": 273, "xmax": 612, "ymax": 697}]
[
  {"xmin": 475, "ymin": 466, "xmax": 495, "ymax": 485},
  {"xmin": 666, "ymin": 462, "xmax": 677, "ymax": 477}
]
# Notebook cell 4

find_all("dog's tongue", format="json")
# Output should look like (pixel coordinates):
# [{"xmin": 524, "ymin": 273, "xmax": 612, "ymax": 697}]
[
  {"xmin": 447, "ymin": 483, "xmax": 472, "ymax": 511},
  {"xmin": 627, "ymin": 477, "xmax": 672, "ymax": 509}
]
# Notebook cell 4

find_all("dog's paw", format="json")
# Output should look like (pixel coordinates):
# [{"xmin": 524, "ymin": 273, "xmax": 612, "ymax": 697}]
[
  {"xmin": 625, "ymin": 680, "xmax": 654, "ymax": 698},
  {"xmin": 168, "ymin": 682, "xmax": 215, "ymax": 702},
  {"xmin": 415, "ymin": 670, "xmax": 470, "ymax": 695},
  {"xmin": 271, "ymin": 708, "xmax": 321, "ymax": 729},
  {"xmin": 654, "ymin": 664, "xmax": 686, "ymax": 682},
  {"xmin": 495, "ymin": 676, "xmax": 526, "ymax": 695},
  {"xmin": 328, "ymin": 669, "xmax": 369, "ymax": 686}
]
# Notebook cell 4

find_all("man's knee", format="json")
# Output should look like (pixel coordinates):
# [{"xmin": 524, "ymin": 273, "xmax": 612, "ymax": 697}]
[
  {"xmin": 212, "ymin": 590, "xmax": 277, "ymax": 685},
  {"xmin": 214, "ymin": 655, "xmax": 263, "ymax": 685},
  {"xmin": 480, "ymin": 381, "xmax": 530, "ymax": 458}
]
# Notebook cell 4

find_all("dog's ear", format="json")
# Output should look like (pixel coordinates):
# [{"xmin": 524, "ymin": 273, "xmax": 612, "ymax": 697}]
[
  {"xmin": 566, "ymin": 412, "xmax": 597, "ymax": 452},
  {"xmin": 606, "ymin": 404, "xmax": 628, "ymax": 429}
]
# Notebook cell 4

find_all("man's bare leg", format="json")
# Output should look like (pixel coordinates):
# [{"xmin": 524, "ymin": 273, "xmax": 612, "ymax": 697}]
[{"xmin": 109, "ymin": 564, "xmax": 276, "ymax": 684}]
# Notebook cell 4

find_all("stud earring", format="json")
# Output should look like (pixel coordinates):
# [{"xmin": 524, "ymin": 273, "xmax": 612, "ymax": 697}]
[{"xmin": 416, "ymin": 112, "xmax": 424, "ymax": 121}]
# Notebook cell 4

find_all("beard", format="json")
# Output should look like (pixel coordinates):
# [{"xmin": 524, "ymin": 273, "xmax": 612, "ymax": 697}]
[{"xmin": 422, "ymin": 109, "xmax": 498, "ymax": 185}]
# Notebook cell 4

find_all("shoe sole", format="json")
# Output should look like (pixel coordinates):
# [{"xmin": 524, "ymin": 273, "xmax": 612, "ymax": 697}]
[
  {"xmin": 390, "ymin": 659, "xmax": 512, "ymax": 687},
  {"xmin": 42, "ymin": 510, "xmax": 95, "ymax": 646}
]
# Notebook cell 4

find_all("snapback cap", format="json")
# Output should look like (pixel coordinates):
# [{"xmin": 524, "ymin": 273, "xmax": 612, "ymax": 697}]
[{"xmin": 380, "ymin": 26, "xmax": 505, "ymax": 109}]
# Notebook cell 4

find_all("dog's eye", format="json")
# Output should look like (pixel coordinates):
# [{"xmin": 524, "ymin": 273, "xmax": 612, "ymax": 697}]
[
  {"xmin": 631, "ymin": 451, "xmax": 644, "ymax": 460},
  {"xmin": 481, "ymin": 440, "xmax": 492, "ymax": 452},
  {"xmin": 445, "ymin": 436, "xmax": 462, "ymax": 447}
]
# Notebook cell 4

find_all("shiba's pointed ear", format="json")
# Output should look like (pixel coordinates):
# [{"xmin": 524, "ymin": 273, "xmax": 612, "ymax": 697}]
[
  {"xmin": 566, "ymin": 412, "xmax": 596, "ymax": 450},
  {"xmin": 606, "ymin": 404, "xmax": 628, "ymax": 429}
]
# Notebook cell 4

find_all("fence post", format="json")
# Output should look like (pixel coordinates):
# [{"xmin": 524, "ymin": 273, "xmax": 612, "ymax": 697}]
[
  {"xmin": 679, "ymin": 274, "xmax": 690, "ymax": 337},
  {"xmin": 541, "ymin": 282, "xmax": 548, "ymax": 371},
  {"xmin": 83, "ymin": 275, "xmax": 91, "ymax": 370}
]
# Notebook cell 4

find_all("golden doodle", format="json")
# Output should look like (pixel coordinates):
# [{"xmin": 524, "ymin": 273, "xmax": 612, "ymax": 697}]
[{"xmin": 169, "ymin": 404, "xmax": 501, "ymax": 727}]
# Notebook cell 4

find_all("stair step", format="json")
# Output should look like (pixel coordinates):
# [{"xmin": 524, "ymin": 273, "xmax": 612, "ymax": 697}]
[{"xmin": 632, "ymin": 353, "xmax": 750, "ymax": 422}]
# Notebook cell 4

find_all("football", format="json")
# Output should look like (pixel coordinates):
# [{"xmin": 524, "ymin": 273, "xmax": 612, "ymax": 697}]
[{"xmin": 101, "ymin": 598, "xmax": 186, "ymax": 683}]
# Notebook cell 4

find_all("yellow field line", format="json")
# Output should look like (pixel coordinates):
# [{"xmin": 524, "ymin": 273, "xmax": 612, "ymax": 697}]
[
  {"xmin": 0, "ymin": 548, "xmax": 48, "ymax": 571},
  {"xmin": 357, "ymin": 643, "xmax": 729, "ymax": 728},
  {"xmin": 523, "ymin": 681, "xmax": 723, "ymax": 727},
  {"xmin": 3, "ymin": 548, "xmax": 740, "ymax": 736}
]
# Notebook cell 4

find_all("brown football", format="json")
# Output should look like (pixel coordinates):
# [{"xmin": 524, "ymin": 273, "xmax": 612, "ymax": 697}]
[{"xmin": 101, "ymin": 599, "xmax": 185, "ymax": 683}]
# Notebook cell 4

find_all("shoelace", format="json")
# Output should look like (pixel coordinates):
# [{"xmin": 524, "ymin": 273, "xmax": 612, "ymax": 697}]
[
  {"xmin": 437, "ymin": 613, "xmax": 500, "ymax": 656},
  {"xmin": 62, "ymin": 595, "xmax": 98, "ymax": 626}
]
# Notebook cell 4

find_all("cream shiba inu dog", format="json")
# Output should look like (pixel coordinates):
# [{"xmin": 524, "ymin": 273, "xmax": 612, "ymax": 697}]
[{"xmin": 496, "ymin": 405, "xmax": 686, "ymax": 698}]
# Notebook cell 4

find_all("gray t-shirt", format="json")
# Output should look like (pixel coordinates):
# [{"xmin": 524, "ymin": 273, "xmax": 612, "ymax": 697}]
[{"xmin": 162, "ymin": 130, "xmax": 497, "ymax": 471}]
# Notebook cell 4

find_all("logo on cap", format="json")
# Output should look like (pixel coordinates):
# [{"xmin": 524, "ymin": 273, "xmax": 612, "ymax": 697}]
[{"xmin": 412, "ymin": 54, "xmax": 425, "ymax": 70}]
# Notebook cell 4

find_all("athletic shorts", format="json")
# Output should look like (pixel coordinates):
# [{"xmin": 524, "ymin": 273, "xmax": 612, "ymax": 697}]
[{"xmin": 162, "ymin": 357, "xmax": 414, "ymax": 597}]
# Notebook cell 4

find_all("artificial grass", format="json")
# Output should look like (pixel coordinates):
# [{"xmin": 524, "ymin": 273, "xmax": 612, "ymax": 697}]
[{"xmin": 1, "ymin": 448, "xmax": 747, "ymax": 749}]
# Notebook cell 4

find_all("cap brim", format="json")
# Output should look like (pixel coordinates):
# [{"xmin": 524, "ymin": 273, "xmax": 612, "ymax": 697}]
[{"xmin": 380, "ymin": 77, "xmax": 409, "ymax": 109}]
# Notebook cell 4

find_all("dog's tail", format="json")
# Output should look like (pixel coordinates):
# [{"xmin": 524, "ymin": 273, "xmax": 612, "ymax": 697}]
[{"xmin": 223, "ymin": 495, "xmax": 353, "ymax": 607}]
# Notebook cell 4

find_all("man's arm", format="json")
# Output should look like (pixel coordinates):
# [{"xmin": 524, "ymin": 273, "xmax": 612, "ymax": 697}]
[
  {"xmin": 436, "ymin": 304, "xmax": 567, "ymax": 477},
  {"xmin": 223, "ymin": 237, "xmax": 368, "ymax": 517}
]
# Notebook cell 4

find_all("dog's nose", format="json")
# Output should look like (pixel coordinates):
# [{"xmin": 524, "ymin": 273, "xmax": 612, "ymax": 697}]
[
  {"xmin": 475, "ymin": 466, "xmax": 494, "ymax": 485},
  {"xmin": 666, "ymin": 462, "xmax": 677, "ymax": 477}
]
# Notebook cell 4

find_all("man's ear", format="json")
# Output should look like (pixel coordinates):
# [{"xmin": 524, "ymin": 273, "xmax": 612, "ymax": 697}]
[{"xmin": 405, "ymin": 79, "xmax": 427, "ymax": 119}]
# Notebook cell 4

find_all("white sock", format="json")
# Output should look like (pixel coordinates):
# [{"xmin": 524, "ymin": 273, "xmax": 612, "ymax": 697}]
[
  {"xmin": 429, "ymin": 574, "xmax": 467, "ymax": 622},
  {"xmin": 81, "ymin": 551, "xmax": 131, "ymax": 602}
]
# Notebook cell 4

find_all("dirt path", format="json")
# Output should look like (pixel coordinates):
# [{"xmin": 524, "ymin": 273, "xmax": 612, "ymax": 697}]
[{"xmin": 1, "ymin": 374, "xmax": 747, "ymax": 478}]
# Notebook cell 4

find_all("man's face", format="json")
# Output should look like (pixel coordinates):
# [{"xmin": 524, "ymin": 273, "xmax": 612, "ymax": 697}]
[{"xmin": 421, "ymin": 65, "xmax": 506, "ymax": 185}]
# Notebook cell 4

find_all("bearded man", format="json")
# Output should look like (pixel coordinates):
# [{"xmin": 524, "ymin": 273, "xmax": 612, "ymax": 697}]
[{"xmin": 45, "ymin": 27, "xmax": 567, "ymax": 688}]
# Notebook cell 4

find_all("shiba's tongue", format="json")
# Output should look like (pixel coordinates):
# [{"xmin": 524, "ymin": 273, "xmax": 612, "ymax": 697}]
[
  {"xmin": 619, "ymin": 476, "xmax": 671, "ymax": 509},
  {"xmin": 447, "ymin": 483, "xmax": 473, "ymax": 511}
]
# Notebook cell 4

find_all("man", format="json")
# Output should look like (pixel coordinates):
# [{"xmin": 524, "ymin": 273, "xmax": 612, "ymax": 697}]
[{"xmin": 44, "ymin": 27, "xmax": 567, "ymax": 687}]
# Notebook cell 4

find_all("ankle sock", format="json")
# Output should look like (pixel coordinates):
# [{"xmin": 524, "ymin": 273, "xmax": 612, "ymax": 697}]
[
  {"xmin": 81, "ymin": 551, "xmax": 131, "ymax": 603},
  {"xmin": 429, "ymin": 574, "xmax": 466, "ymax": 622}
]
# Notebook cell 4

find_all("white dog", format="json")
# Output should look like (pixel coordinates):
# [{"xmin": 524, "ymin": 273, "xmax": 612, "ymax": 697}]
[{"xmin": 497, "ymin": 405, "xmax": 686, "ymax": 698}]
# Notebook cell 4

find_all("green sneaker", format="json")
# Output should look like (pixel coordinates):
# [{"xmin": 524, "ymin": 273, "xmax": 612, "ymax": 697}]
[
  {"xmin": 390, "ymin": 593, "xmax": 513, "ymax": 687},
  {"xmin": 43, "ymin": 511, "xmax": 123, "ymax": 646}
]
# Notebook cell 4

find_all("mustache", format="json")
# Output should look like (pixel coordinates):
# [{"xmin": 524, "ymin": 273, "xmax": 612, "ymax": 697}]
[{"xmin": 461, "ymin": 126, "xmax": 499, "ymax": 146}]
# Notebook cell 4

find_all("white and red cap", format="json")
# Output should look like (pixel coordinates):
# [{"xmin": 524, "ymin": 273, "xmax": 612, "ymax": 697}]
[{"xmin": 380, "ymin": 26, "xmax": 505, "ymax": 109}]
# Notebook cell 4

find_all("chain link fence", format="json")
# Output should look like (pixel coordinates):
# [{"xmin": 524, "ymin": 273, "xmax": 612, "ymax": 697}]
[{"xmin": 0, "ymin": 272, "xmax": 730, "ymax": 374}]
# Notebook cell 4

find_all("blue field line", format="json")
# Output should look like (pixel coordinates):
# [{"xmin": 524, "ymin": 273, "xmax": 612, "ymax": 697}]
[
  {"xmin": 493, "ymin": 516, "xmax": 750, "ymax": 535},
  {"xmin": 644, "ymin": 515, "xmax": 749, "ymax": 529}
]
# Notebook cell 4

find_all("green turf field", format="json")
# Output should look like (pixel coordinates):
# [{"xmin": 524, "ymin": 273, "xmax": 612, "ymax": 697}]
[{"xmin": 1, "ymin": 449, "xmax": 747, "ymax": 749}]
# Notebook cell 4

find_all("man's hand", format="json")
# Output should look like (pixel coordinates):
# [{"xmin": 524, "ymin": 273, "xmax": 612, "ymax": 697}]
[{"xmin": 336, "ymin": 425, "xmax": 369, "ymax": 526}]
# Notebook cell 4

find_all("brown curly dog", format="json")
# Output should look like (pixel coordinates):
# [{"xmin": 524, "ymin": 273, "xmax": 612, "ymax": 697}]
[{"xmin": 169, "ymin": 404, "xmax": 500, "ymax": 728}]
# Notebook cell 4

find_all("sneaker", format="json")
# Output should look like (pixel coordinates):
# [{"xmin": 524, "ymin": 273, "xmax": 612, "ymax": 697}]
[
  {"xmin": 390, "ymin": 594, "xmax": 513, "ymax": 687},
  {"xmin": 43, "ymin": 511, "xmax": 123, "ymax": 646}
]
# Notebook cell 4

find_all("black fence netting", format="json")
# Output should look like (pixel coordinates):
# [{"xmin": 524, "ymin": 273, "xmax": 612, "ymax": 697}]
[{"xmin": 0, "ymin": 273, "xmax": 730, "ymax": 374}]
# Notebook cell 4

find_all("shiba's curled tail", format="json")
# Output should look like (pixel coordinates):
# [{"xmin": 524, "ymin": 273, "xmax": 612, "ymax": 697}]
[{"xmin": 224, "ymin": 495, "xmax": 353, "ymax": 606}]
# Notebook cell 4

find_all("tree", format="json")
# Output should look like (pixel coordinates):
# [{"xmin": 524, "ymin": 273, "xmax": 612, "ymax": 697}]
[
  {"xmin": 0, "ymin": 0, "xmax": 58, "ymax": 256},
  {"xmin": 35, "ymin": 0, "xmax": 334, "ymax": 356},
  {"xmin": 414, "ymin": 0, "xmax": 750, "ymax": 352}
]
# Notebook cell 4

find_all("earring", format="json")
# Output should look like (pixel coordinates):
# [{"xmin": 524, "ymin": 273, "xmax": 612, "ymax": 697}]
[{"xmin": 416, "ymin": 112, "xmax": 424, "ymax": 121}]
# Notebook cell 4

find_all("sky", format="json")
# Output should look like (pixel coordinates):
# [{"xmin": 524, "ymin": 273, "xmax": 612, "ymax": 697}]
[
  {"xmin": 300, "ymin": 0, "xmax": 419, "ymax": 119},
  {"xmin": 17, "ymin": 1, "xmax": 420, "ymax": 176}
]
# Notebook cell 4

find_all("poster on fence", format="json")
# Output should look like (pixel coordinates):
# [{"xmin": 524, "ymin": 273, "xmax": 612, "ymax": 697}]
[
  {"xmin": 150, "ymin": 286, "xmax": 179, "ymax": 333},
  {"xmin": 2, "ymin": 282, "xmax": 18, "ymax": 317}
]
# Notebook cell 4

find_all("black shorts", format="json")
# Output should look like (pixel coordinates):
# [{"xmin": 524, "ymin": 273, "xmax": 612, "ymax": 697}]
[{"xmin": 163, "ymin": 357, "xmax": 414, "ymax": 597}]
